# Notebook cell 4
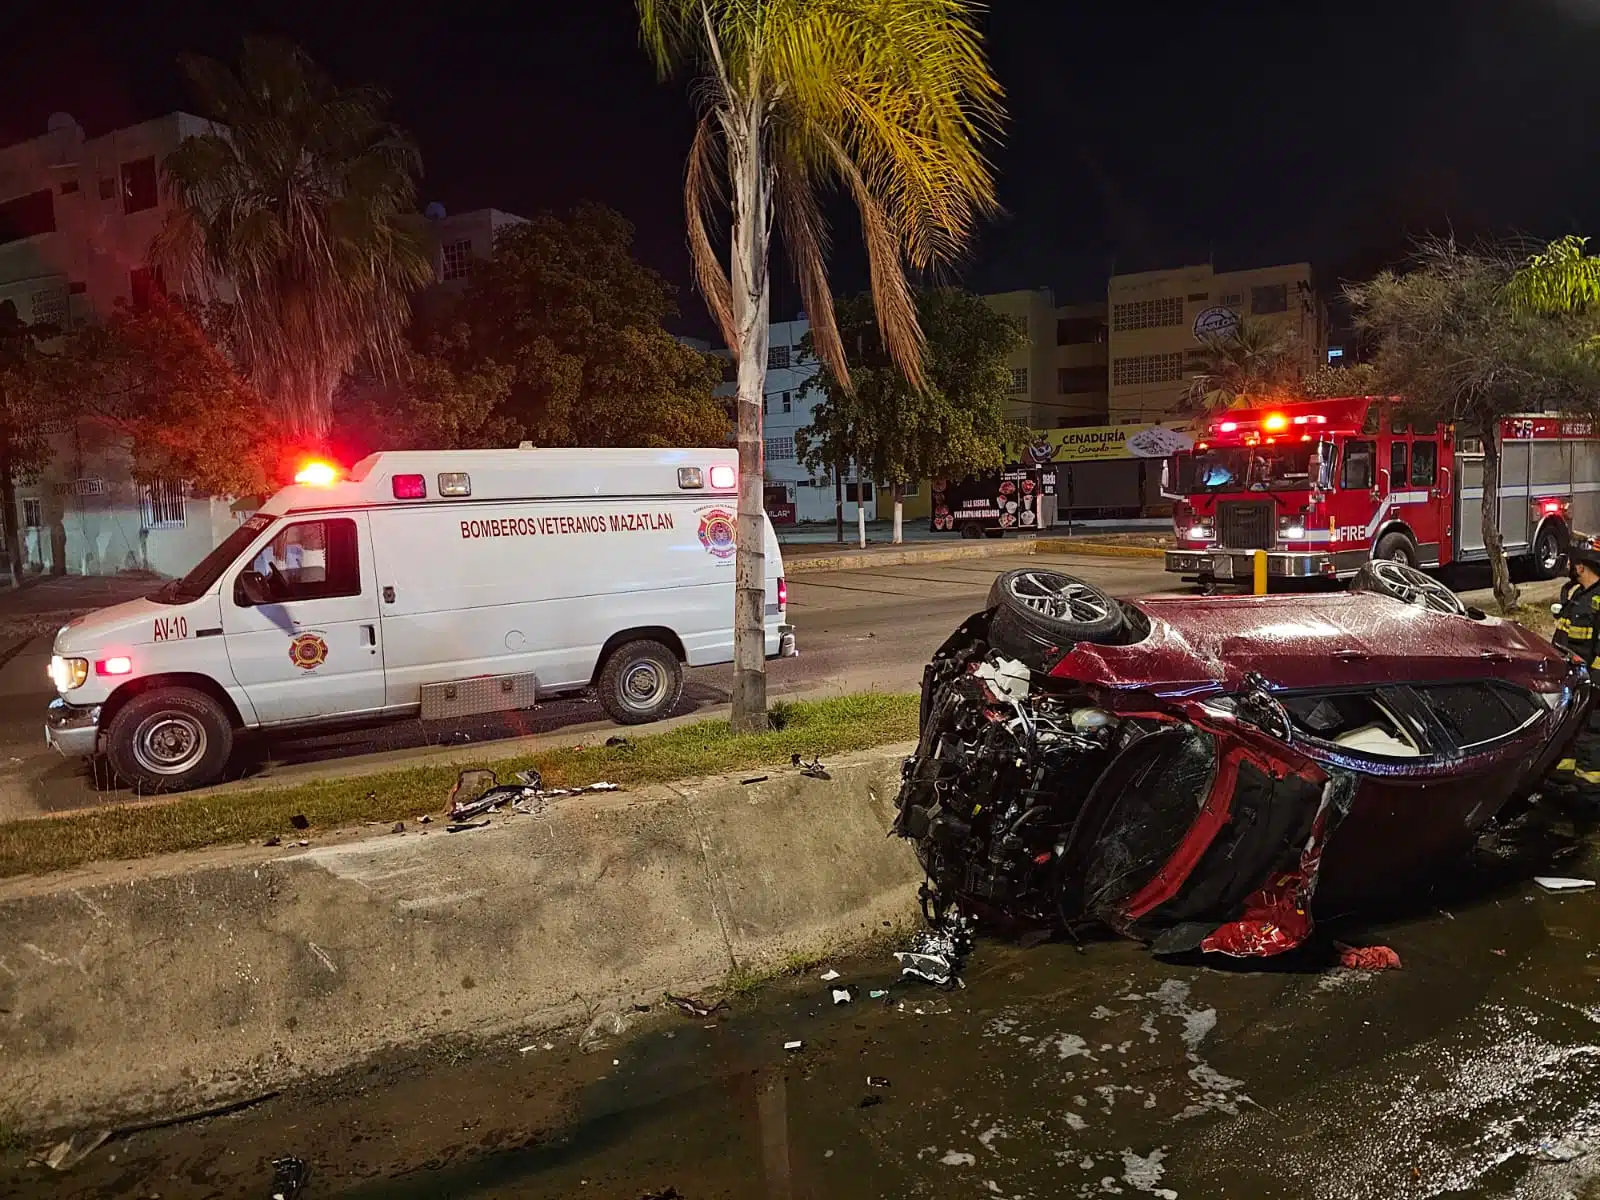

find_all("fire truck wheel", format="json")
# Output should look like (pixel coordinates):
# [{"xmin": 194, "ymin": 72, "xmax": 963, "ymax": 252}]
[
  {"xmin": 1532, "ymin": 522, "xmax": 1568, "ymax": 580},
  {"xmin": 1372, "ymin": 531, "xmax": 1418, "ymax": 567}
]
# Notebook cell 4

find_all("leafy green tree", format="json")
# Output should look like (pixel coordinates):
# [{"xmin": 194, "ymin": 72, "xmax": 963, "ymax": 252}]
[
  {"xmin": 1348, "ymin": 236, "xmax": 1600, "ymax": 612},
  {"xmin": 638, "ymin": 0, "xmax": 1003, "ymax": 730},
  {"xmin": 333, "ymin": 352, "xmax": 517, "ymax": 459},
  {"xmin": 1181, "ymin": 318, "xmax": 1302, "ymax": 413},
  {"xmin": 797, "ymin": 289, "xmax": 1021, "ymax": 543},
  {"xmin": 425, "ymin": 206, "xmax": 729, "ymax": 448},
  {"xmin": 156, "ymin": 37, "xmax": 432, "ymax": 439},
  {"xmin": 1507, "ymin": 234, "xmax": 1600, "ymax": 316},
  {"xmin": 1300, "ymin": 361, "xmax": 1379, "ymax": 399}
]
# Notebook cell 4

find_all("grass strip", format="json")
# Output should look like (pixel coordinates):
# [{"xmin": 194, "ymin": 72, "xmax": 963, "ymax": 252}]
[{"xmin": 0, "ymin": 693, "xmax": 918, "ymax": 880}]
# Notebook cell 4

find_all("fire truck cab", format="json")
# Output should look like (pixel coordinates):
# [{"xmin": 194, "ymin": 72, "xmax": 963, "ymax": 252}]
[{"xmin": 1163, "ymin": 396, "xmax": 1598, "ymax": 586}]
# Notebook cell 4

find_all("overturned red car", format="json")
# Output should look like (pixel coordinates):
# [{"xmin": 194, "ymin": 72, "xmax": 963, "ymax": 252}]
[{"xmin": 893, "ymin": 562, "xmax": 1590, "ymax": 958}]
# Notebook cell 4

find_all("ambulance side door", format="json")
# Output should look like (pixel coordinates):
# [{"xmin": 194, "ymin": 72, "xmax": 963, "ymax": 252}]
[{"xmin": 219, "ymin": 513, "xmax": 387, "ymax": 724}]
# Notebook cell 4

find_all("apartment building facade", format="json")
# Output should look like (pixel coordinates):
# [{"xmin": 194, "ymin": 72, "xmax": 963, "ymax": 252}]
[
  {"xmin": 980, "ymin": 289, "xmax": 1110, "ymax": 429},
  {"xmin": 1106, "ymin": 261, "xmax": 1326, "ymax": 423}
]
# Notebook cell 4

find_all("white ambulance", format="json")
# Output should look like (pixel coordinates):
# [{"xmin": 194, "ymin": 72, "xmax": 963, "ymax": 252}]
[{"xmin": 45, "ymin": 447, "xmax": 795, "ymax": 792}]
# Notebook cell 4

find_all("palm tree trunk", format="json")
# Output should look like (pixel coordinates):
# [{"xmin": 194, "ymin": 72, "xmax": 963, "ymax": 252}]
[
  {"xmin": 728, "ymin": 106, "xmax": 771, "ymax": 733},
  {"xmin": 1480, "ymin": 420, "xmax": 1519, "ymax": 614}
]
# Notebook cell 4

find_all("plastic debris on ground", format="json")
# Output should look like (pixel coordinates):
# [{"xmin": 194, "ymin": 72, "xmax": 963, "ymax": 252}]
[
  {"xmin": 831, "ymin": 987, "xmax": 853, "ymax": 1005},
  {"xmin": 446, "ymin": 819, "xmax": 490, "ymax": 832},
  {"xmin": 449, "ymin": 768, "xmax": 621, "ymax": 823},
  {"xmin": 605, "ymin": 736, "xmax": 632, "ymax": 748},
  {"xmin": 819, "ymin": 969, "xmax": 841, "ymax": 982},
  {"xmin": 784, "ymin": 1039, "xmax": 804, "ymax": 1052},
  {"xmin": 1335, "ymin": 942, "xmax": 1403, "ymax": 971},
  {"xmin": 893, "ymin": 911, "xmax": 974, "ymax": 987},
  {"xmin": 792, "ymin": 753, "xmax": 832, "ymax": 780},
  {"xmin": 869, "ymin": 989, "xmax": 889, "ymax": 1000},
  {"xmin": 580, "ymin": 1011, "xmax": 634, "ymax": 1053},
  {"xmin": 867, "ymin": 1076, "xmax": 891, "ymax": 1088},
  {"xmin": 858, "ymin": 1094, "xmax": 882, "ymax": 1108},
  {"xmin": 391, "ymin": 821, "xmax": 405, "ymax": 834},
  {"xmin": 663, "ymin": 992, "xmax": 727, "ymax": 1018},
  {"xmin": 42, "ymin": 1129, "xmax": 110, "ymax": 1171},
  {"xmin": 270, "ymin": 1155, "xmax": 308, "ymax": 1199},
  {"xmin": 741, "ymin": 775, "xmax": 769, "ymax": 785},
  {"xmin": 1536, "ymin": 876, "xmax": 1598, "ymax": 892},
  {"xmin": 639, "ymin": 1189, "xmax": 683, "ymax": 1200}
]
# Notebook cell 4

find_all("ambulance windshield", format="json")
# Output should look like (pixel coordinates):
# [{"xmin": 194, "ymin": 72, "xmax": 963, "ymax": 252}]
[
  {"xmin": 1179, "ymin": 445, "xmax": 1315, "ymax": 493},
  {"xmin": 153, "ymin": 514, "xmax": 276, "ymax": 604}
]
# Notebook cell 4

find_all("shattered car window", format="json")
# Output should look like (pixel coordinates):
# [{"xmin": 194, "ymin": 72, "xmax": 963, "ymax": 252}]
[{"xmin": 1415, "ymin": 682, "xmax": 1541, "ymax": 748}]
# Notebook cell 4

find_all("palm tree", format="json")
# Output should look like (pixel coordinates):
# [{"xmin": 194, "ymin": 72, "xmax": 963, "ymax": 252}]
[
  {"xmin": 637, "ymin": 0, "xmax": 1003, "ymax": 730},
  {"xmin": 1508, "ymin": 235, "xmax": 1600, "ymax": 316},
  {"xmin": 1181, "ymin": 317, "xmax": 1301, "ymax": 415},
  {"xmin": 156, "ymin": 38, "xmax": 432, "ymax": 440}
]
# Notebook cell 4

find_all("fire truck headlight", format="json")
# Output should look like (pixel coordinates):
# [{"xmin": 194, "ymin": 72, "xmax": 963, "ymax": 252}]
[{"xmin": 1187, "ymin": 524, "xmax": 1212, "ymax": 541}]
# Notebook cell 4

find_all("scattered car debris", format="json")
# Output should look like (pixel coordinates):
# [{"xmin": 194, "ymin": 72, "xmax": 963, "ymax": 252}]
[
  {"xmin": 893, "ymin": 566, "xmax": 1590, "ymax": 960},
  {"xmin": 580, "ymin": 1011, "xmax": 634, "ymax": 1053},
  {"xmin": 43, "ymin": 1129, "xmax": 109, "ymax": 1171},
  {"xmin": 819, "ymin": 969, "xmax": 841, "ymax": 982},
  {"xmin": 1336, "ymin": 943, "xmax": 1403, "ymax": 971},
  {"xmin": 894, "ymin": 909, "xmax": 973, "ymax": 987},
  {"xmin": 606, "ymin": 736, "xmax": 633, "ymax": 749},
  {"xmin": 867, "ymin": 1076, "xmax": 891, "ymax": 1088},
  {"xmin": 831, "ymin": 987, "xmax": 853, "ymax": 1005},
  {"xmin": 289, "ymin": 814, "xmax": 309, "ymax": 831},
  {"xmin": 784, "ymin": 1039, "xmax": 804, "ymax": 1052},
  {"xmin": 419, "ymin": 814, "xmax": 432, "ymax": 824},
  {"xmin": 391, "ymin": 821, "xmax": 405, "ymax": 834},
  {"xmin": 449, "ymin": 768, "xmax": 537, "ymax": 821},
  {"xmin": 858, "ymin": 1094, "xmax": 883, "ymax": 1109},
  {"xmin": 1536, "ymin": 876, "xmax": 1597, "ymax": 892},
  {"xmin": 446, "ymin": 820, "xmax": 491, "ymax": 832},
  {"xmin": 792, "ymin": 753, "xmax": 832, "ymax": 780},
  {"xmin": 588, "ymin": 782, "xmax": 619, "ymax": 791},
  {"xmin": 294, "ymin": 839, "xmax": 309, "ymax": 847},
  {"xmin": 264, "ymin": 835, "xmax": 281, "ymax": 847},
  {"xmin": 515, "ymin": 768, "xmax": 543, "ymax": 788},
  {"xmin": 270, "ymin": 1155, "xmax": 307, "ymax": 1199},
  {"xmin": 741, "ymin": 775, "xmax": 769, "ymax": 786},
  {"xmin": 518, "ymin": 1044, "xmax": 539, "ymax": 1054},
  {"xmin": 663, "ymin": 992, "xmax": 727, "ymax": 1018},
  {"xmin": 638, "ymin": 1189, "xmax": 683, "ymax": 1200},
  {"xmin": 869, "ymin": 989, "xmax": 889, "ymax": 1000}
]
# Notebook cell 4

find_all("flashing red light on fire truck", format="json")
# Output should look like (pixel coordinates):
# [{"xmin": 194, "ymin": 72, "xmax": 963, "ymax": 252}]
[
  {"xmin": 1219, "ymin": 421, "xmax": 1238, "ymax": 433},
  {"xmin": 1541, "ymin": 498, "xmax": 1566, "ymax": 515},
  {"xmin": 1262, "ymin": 413, "xmax": 1289, "ymax": 432}
]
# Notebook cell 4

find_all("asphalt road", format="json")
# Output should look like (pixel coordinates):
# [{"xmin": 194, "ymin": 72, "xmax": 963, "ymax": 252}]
[{"xmin": 0, "ymin": 552, "xmax": 1179, "ymax": 820}]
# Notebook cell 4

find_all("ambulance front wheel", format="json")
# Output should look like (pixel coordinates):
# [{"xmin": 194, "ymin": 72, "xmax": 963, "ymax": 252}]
[
  {"xmin": 598, "ymin": 640, "xmax": 684, "ymax": 725},
  {"xmin": 105, "ymin": 687, "xmax": 233, "ymax": 793}
]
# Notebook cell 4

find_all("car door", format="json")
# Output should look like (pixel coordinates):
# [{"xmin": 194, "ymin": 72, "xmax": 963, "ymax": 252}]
[{"xmin": 220, "ymin": 513, "xmax": 386, "ymax": 725}]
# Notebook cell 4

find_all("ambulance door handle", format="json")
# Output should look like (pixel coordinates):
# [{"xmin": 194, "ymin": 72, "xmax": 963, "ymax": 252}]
[{"xmin": 361, "ymin": 624, "xmax": 376, "ymax": 649}]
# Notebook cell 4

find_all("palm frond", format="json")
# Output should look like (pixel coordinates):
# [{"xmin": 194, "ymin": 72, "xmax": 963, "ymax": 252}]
[
  {"xmin": 686, "ymin": 116, "xmax": 737, "ymax": 351},
  {"xmin": 773, "ymin": 140, "xmax": 848, "ymax": 390}
]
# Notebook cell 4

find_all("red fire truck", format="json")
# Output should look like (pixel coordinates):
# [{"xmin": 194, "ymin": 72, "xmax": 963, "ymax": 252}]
[{"xmin": 1162, "ymin": 396, "xmax": 1600, "ymax": 587}]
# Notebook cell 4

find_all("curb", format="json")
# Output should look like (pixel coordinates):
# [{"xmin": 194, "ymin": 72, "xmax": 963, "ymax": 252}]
[
  {"xmin": 0, "ymin": 744, "xmax": 922, "ymax": 1133},
  {"xmin": 784, "ymin": 540, "xmax": 1036, "ymax": 574},
  {"xmin": 1034, "ymin": 539, "xmax": 1168, "ymax": 560}
]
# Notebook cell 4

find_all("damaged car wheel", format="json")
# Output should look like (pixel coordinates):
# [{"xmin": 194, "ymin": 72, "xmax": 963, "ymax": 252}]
[
  {"xmin": 1352, "ymin": 558, "xmax": 1467, "ymax": 616},
  {"xmin": 986, "ymin": 569, "xmax": 1124, "ymax": 668}
]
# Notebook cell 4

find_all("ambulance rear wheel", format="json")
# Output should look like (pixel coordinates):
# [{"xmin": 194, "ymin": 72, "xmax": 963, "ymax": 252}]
[
  {"xmin": 106, "ymin": 687, "xmax": 233, "ymax": 793},
  {"xmin": 598, "ymin": 640, "xmax": 684, "ymax": 725},
  {"xmin": 1372, "ymin": 531, "xmax": 1418, "ymax": 568}
]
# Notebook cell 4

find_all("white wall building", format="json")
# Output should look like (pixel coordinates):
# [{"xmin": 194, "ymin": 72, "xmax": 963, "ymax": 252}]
[{"xmin": 754, "ymin": 316, "xmax": 875, "ymax": 524}]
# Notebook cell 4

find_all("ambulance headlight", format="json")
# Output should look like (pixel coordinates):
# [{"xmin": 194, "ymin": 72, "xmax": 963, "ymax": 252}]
[{"xmin": 50, "ymin": 656, "xmax": 88, "ymax": 692}]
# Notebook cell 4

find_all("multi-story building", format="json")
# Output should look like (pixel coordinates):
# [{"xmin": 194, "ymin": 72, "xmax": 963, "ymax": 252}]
[
  {"xmin": 410, "ymin": 204, "xmax": 527, "ymax": 294},
  {"xmin": 979, "ymin": 289, "xmax": 1109, "ymax": 428},
  {"xmin": 1105, "ymin": 261, "xmax": 1326, "ymax": 423}
]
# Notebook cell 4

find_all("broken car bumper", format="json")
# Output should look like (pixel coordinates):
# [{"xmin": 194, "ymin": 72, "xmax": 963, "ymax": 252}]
[
  {"xmin": 45, "ymin": 698, "xmax": 101, "ymax": 757},
  {"xmin": 1165, "ymin": 549, "xmax": 1334, "ymax": 579}
]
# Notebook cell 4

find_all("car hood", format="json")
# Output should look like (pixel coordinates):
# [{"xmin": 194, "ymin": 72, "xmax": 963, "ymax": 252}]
[
  {"xmin": 1053, "ymin": 592, "xmax": 1569, "ymax": 696},
  {"xmin": 53, "ymin": 595, "xmax": 215, "ymax": 654}
]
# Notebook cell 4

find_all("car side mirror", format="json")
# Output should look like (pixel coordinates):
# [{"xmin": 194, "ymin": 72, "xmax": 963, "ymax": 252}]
[{"xmin": 237, "ymin": 570, "xmax": 272, "ymax": 607}]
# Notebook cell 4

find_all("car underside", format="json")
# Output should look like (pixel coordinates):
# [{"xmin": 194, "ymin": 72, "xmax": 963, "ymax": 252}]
[{"xmin": 892, "ymin": 564, "xmax": 1590, "ymax": 959}]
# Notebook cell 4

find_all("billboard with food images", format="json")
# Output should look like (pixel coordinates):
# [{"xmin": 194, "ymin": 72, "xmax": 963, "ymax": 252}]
[{"xmin": 1016, "ymin": 422, "xmax": 1195, "ymax": 465}]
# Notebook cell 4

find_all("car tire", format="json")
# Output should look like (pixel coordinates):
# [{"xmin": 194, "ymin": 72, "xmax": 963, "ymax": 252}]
[
  {"xmin": 598, "ymin": 639, "xmax": 684, "ymax": 725},
  {"xmin": 985, "ymin": 568, "xmax": 1124, "ymax": 666},
  {"xmin": 1532, "ymin": 521, "xmax": 1568, "ymax": 581},
  {"xmin": 1372, "ymin": 530, "xmax": 1418, "ymax": 567},
  {"xmin": 105, "ymin": 687, "xmax": 234, "ymax": 793},
  {"xmin": 1351, "ymin": 557, "xmax": 1467, "ymax": 615}
]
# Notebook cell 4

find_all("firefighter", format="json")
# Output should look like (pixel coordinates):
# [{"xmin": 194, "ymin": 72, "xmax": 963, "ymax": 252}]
[{"xmin": 1549, "ymin": 537, "xmax": 1600, "ymax": 796}]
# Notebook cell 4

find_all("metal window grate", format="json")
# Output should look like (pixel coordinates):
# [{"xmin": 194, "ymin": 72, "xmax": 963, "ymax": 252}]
[
  {"xmin": 1112, "ymin": 296, "xmax": 1184, "ymax": 332},
  {"xmin": 140, "ymin": 478, "xmax": 187, "ymax": 530},
  {"xmin": 440, "ymin": 239, "xmax": 472, "ymax": 281},
  {"xmin": 765, "ymin": 436, "xmax": 796, "ymax": 461}
]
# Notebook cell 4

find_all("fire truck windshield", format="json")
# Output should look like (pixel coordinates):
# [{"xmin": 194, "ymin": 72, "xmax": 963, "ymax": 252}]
[{"xmin": 1181, "ymin": 445, "xmax": 1315, "ymax": 493}]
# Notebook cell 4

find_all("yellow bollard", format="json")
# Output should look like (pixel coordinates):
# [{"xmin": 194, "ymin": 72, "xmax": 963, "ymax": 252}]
[{"xmin": 1253, "ymin": 550, "xmax": 1268, "ymax": 596}]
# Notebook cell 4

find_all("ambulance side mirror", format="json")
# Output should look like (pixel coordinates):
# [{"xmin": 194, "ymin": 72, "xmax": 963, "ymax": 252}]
[{"xmin": 236, "ymin": 570, "xmax": 272, "ymax": 607}]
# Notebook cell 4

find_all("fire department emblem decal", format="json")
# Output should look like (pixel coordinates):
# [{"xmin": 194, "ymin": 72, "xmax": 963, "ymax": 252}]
[
  {"xmin": 697, "ymin": 507, "xmax": 736, "ymax": 560},
  {"xmin": 288, "ymin": 632, "xmax": 329, "ymax": 671}
]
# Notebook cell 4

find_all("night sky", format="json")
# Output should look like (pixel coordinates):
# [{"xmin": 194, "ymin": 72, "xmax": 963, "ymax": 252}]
[{"xmin": 6, "ymin": 0, "xmax": 1600, "ymax": 338}]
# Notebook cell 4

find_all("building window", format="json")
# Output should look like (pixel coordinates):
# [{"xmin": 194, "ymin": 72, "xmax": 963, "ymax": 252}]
[
  {"xmin": 845, "ymin": 480, "xmax": 875, "ymax": 502},
  {"xmin": 29, "ymin": 288, "xmax": 67, "ymax": 329},
  {"xmin": 1056, "ymin": 316, "xmax": 1105, "ymax": 345},
  {"xmin": 1250, "ymin": 284, "xmax": 1289, "ymax": 315},
  {"xmin": 781, "ymin": 391, "xmax": 792, "ymax": 414},
  {"xmin": 1217, "ymin": 293, "xmax": 1242, "ymax": 308},
  {"xmin": 121, "ymin": 157, "xmax": 158, "ymax": 214},
  {"xmin": 765, "ymin": 435, "xmax": 796, "ymax": 461},
  {"xmin": 1057, "ymin": 365, "xmax": 1106, "ymax": 394},
  {"xmin": 768, "ymin": 345, "xmax": 791, "ymax": 370},
  {"xmin": 1111, "ymin": 353, "xmax": 1186, "ymax": 387},
  {"xmin": 1111, "ymin": 296, "xmax": 1184, "ymax": 332},
  {"xmin": 140, "ymin": 478, "xmax": 187, "ymax": 530},
  {"xmin": 22, "ymin": 499, "xmax": 42, "ymax": 530},
  {"xmin": 0, "ymin": 190, "xmax": 55, "ymax": 246},
  {"xmin": 1008, "ymin": 367, "xmax": 1029, "ymax": 394},
  {"xmin": 440, "ymin": 238, "xmax": 472, "ymax": 282},
  {"xmin": 130, "ymin": 266, "xmax": 165, "ymax": 308},
  {"xmin": 1186, "ymin": 292, "xmax": 1208, "ymax": 303}
]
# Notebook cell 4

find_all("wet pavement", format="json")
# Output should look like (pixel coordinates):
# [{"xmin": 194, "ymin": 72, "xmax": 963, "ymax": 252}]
[{"xmin": 9, "ymin": 804, "xmax": 1600, "ymax": 1199}]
